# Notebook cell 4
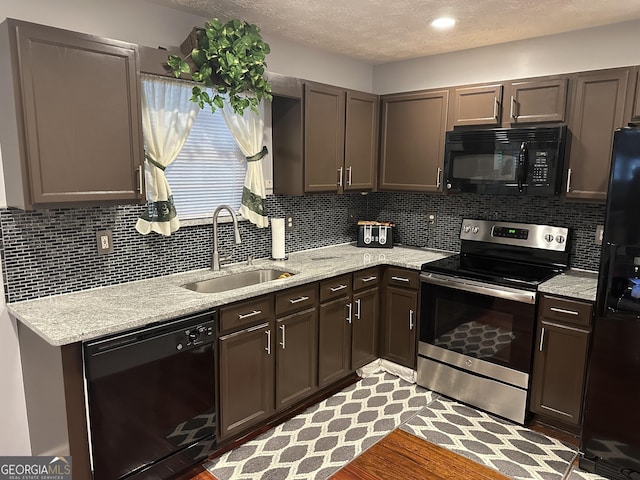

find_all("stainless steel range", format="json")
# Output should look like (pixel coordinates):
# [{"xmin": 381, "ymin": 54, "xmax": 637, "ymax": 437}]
[{"xmin": 418, "ymin": 219, "xmax": 570, "ymax": 424}]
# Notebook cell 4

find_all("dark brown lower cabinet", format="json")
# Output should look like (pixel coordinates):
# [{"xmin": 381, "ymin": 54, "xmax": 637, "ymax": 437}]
[
  {"xmin": 218, "ymin": 323, "xmax": 274, "ymax": 440},
  {"xmin": 381, "ymin": 285, "xmax": 417, "ymax": 368},
  {"xmin": 276, "ymin": 308, "xmax": 318, "ymax": 410},
  {"xmin": 318, "ymin": 296, "xmax": 352, "ymax": 387},
  {"xmin": 351, "ymin": 287, "xmax": 379, "ymax": 370},
  {"xmin": 530, "ymin": 295, "xmax": 592, "ymax": 429}
]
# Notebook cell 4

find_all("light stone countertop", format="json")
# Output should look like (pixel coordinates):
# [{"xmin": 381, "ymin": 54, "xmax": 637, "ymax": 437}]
[
  {"xmin": 8, "ymin": 243, "xmax": 454, "ymax": 346},
  {"xmin": 538, "ymin": 269, "xmax": 599, "ymax": 302}
]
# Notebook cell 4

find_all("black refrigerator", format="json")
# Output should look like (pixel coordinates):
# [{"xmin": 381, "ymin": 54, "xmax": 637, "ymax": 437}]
[{"xmin": 580, "ymin": 127, "xmax": 640, "ymax": 480}]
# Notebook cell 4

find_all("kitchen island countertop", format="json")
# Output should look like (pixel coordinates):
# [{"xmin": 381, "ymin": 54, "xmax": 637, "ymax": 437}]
[{"xmin": 8, "ymin": 243, "xmax": 453, "ymax": 346}]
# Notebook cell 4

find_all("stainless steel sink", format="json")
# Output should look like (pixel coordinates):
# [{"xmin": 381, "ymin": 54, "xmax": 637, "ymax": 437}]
[{"xmin": 182, "ymin": 269, "xmax": 293, "ymax": 293}]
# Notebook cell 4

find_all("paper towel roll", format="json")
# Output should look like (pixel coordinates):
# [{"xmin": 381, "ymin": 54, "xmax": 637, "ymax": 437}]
[{"xmin": 271, "ymin": 218, "xmax": 286, "ymax": 259}]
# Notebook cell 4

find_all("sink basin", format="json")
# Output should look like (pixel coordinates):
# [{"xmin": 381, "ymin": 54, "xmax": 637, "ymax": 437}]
[{"xmin": 183, "ymin": 269, "xmax": 293, "ymax": 293}]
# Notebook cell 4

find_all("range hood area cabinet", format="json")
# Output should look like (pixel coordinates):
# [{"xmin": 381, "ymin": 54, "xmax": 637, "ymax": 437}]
[
  {"xmin": 379, "ymin": 89, "xmax": 449, "ymax": 192},
  {"xmin": 271, "ymin": 79, "xmax": 378, "ymax": 195},
  {"xmin": 0, "ymin": 19, "xmax": 145, "ymax": 210},
  {"xmin": 448, "ymin": 77, "xmax": 569, "ymax": 130}
]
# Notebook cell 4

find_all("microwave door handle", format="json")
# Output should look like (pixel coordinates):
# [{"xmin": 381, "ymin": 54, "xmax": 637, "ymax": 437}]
[{"xmin": 518, "ymin": 142, "xmax": 528, "ymax": 193}]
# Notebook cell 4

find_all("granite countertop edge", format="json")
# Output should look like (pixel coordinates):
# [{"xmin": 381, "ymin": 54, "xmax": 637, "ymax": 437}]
[
  {"xmin": 8, "ymin": 243, "xmax": 599, "ymax": 347},
  {"xmin": 8, "ymin": 244, "xmax": 453, "ymax": 346}
]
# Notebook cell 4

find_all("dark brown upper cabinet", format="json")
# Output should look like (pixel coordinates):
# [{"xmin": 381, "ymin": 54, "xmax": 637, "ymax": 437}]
[
  {"xmin": 504, "ymin": 77, "xmax": 568, "ymax": 125},
  {"xmin": 0, "ymin": 19, "xmax": 145, "ymax": 210},
  {"xmin": 449, "ymin": 83, "xmax": 503, "ymax": 128},
  {"xmin": 565, "ymin": 67, "xmax": 631, "ymax": 202},
  {"xmin": 630, "ymin": 67, "xmax": 640, "ymax": 124},
  {"xmin": 379, "ymin": 89, "xmax": 449, "ymax": 192},
  {"xmin": 344, "ymin": 91, "xmax": 379, "ymax": 191},
  {"xmin": 272, "ymin": 81, "xmax": 378, "ymax": 195},
  {"xmin": 304, "ymin": 82, "xmax": 346, "ymax": 192}
]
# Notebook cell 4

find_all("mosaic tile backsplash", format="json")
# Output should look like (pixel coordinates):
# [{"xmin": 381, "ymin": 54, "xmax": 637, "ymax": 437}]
[{"xmin": 0, "ymin": 192, "xmax": 604, "ymax": 303}]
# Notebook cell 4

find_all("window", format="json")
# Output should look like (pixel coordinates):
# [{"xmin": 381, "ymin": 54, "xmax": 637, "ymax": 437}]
[{"xmin": 164, "ymin": 106, "xmax": 246, "ymax": 219}]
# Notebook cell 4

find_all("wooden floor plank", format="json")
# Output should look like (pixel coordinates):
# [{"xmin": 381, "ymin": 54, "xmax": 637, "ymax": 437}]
[{"xmin": 330, "ymin": 429, "xmax": 510, "ymax": 480}]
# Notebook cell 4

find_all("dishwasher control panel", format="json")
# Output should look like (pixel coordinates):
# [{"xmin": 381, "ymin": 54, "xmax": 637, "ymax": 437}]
[{"xmin": 179, "ymin": 321, "xmax": 215, "ymax": 350}]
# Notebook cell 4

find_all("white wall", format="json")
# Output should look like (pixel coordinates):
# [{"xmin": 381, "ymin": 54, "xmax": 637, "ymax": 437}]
[
  {"xmin": 373, "ymin": 19, "xmax": 640, "ymax": 94},
  {"xmin": 0, "ymin": 146, "xmax": 30, "ymax": 455},
  {"xmin": 0, "ymin": 0, "xmax": 372, "ymax": 455}
]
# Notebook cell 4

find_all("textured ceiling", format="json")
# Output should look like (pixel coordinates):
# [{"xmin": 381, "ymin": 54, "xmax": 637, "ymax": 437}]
[{"xmin": 148, "ymin": 0, "xmax": 640, "ymax": 64}]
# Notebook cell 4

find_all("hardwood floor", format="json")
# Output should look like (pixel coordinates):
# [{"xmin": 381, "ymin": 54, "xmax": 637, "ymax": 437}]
[{"xmin": 329, "ymin": 429, "xmax": 510, "ymax": 480}]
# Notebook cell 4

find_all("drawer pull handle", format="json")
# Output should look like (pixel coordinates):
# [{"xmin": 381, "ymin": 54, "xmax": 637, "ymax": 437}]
[
  {"xmin": 238, "ymin": 309, "xmax": 262, "ymax": 320},
  {"xmin": 330, "ymin": 284, "xmax": 348, "ymax": 292},
  {"xmin": 338, "ymin": 166, "xmax": 343, "ymax": 187},
  {"xmin": 493, "ymin": 97, "xmax": 499, "ymax": 120},
  {"xmin": 360, "ymin": 276, "xmax": 377, "ymax": 283},
  {"xmin": 566, "ymin": 168, "xmax": 572, "ymax": 193},
  {"xmin": 539, "ymin": 327, "xmax": 545, "ymax": 352},
  {"xmin": 346, "ymin": 302, "xmax": 352, "ymax": 324},
  {"xmin": 510, "ymin": 95, "xmax": 517, "ymax": 119},
  {"xmin": 391, "ymin": 276, "xmax": 410, "ymax": 283},
  {"xmin": 280, "ymin": 324, "xmax": 286, "ymax": 349},
  {"xmin": 550, "ymin": 307, "xmax": 579, "ymax": 316},
  {"xmin": 436, "ymin": 167, "xmax": 442, "ymax": 188},
  {"xmin": 355, "ymin": 298, "xmax": 361, "ymax": 320},
  {"xmin": 289, "ymin": 296, "xmax": 310, "ymax": 304},
  {"xmin": 409, "ymin": 309, "xmax": 414, "ymax": 330}
]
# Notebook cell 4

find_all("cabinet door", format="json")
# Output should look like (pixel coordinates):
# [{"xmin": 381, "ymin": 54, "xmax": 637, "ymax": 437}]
[
  {"xmin": 344, "ymin": 91, "xmax": 378, "ymax": 192},
  {"xmin": 630, "ymin": 68, "xmax": 640, "ymax": 124},
  {"xmin": 381, "ymin": 286, "xmax": 417, "ymax": 369},
  {"xmin": 566, "ymin": 68, "xmax": 630, "ymax": 201},
  {"xmin": 318, "ymin": 297, "xmax": 352, "ymax": 387},
  {"xmin": 352, "ymin": 287, "xmax": 379, "ymax": 370},
  {"xmin": 450, "ymin": 84, "xmax": 502, "ymax": 127},
  {"xmin": 379, "ymin": 90, "xmax": 448, "ymax": 192},
  {"xmin": 530, "ymin": 321, "xmax": 590, "ymax": 426},
  {"xmin": 7, "ymin": 21, "xmax": 144, "ymax": 208},
  {"xmin": 219, "ymin": 323, "xmax": 274, "ymax": 440},
  {"xmin": 304, "ymin": 83, "xmax": 345, "ymax": 192},
  {"xmin": 506, "ymin": 78, "xmax": 568, "ymax": 124},
  {"xmin": 276, "ymin": 308, "xmax": 318, "ymax": 410}
]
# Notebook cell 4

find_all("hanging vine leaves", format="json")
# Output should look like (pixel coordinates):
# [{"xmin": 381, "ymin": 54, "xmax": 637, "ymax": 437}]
[{"xmin": 167, "ymin": 18, "xmax": 272, "ymax": 114}]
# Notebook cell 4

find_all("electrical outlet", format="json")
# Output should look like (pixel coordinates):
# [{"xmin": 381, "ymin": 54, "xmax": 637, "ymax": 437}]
[
  {"xmin": 285, "ymin": 214, "xmax": 295, "ymax": 231},
  {"xmin": 427, "ymin": 213, "xmax": 437, "ymax": 226},
  {"xmin": 96, "ymin": 230, "xmax": 114, "ymax": 255},
  {"xmin": 348, "ymin": 208, "xmax": 358, "ymax": 223}
]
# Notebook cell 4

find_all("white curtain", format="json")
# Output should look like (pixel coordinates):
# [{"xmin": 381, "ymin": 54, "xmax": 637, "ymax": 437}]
[
  {"xmin": 220, "ymin": 97, "xmax": 269, "ymax": 228},
  {"xmin": 136, "ymin": 75, "xmax": 200, "ymax": 236}
]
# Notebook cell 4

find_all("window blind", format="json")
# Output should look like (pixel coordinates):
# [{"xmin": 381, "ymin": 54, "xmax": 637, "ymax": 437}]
[{"xmin": 165, "ymin": 107, "xmax": 246, "ymax": 219}]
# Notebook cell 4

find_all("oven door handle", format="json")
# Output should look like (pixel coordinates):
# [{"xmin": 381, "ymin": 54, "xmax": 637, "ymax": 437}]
[{"xmin": 420, "ymin": 272, "xmax": 536, "ymax": 304}]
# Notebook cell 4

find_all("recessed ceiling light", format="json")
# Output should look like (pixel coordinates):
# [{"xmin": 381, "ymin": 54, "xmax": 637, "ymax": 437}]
[{"xmin": 431, "ymin": 17, "xmax": 456, "ymax": 29}]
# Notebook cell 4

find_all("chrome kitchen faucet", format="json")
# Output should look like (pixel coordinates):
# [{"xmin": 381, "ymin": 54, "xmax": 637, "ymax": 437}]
[{"xmin": 211, "ymin": 205, "xmax": 242, "ymax": 271}]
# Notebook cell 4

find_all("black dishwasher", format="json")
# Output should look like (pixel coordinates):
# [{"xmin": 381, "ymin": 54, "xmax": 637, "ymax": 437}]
[{"xmin": 84, "ymin": 311, "xmax": 217, "ymax": 480}]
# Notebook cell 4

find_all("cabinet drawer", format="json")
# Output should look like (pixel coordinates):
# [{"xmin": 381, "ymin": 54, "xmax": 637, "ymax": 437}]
[
  {"xmin": 320, "ymin": 274, "xmax": 353, "ymax": 302},
  {"xmin": 540, "ymin": 295, "xmax": 593, "ymax": 327},
  {"xmin": 276, "ymin": 284, "xmax": 318, "ymax": 316},
  {"xmin": 386, "ymin": 267, "xmax": 419, "ymax": 290},
  {"xmin": 220, "ymin": 295, "xmax": 274, "ymax": 333},
  {"xmin": 353, "ymin": 268, "xmax": 380, "ymax": 291}
]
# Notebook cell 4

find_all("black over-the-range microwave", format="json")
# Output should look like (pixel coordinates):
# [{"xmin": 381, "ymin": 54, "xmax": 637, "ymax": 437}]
[{"xmin": 443, "ymin": 125, "xmax": 568, "ymax": 195}]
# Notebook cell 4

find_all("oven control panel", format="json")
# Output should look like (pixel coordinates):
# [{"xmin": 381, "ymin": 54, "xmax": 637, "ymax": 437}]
[{"xmin": 460, "ymin": 219, "xmax": 569, "ymax": 252}]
